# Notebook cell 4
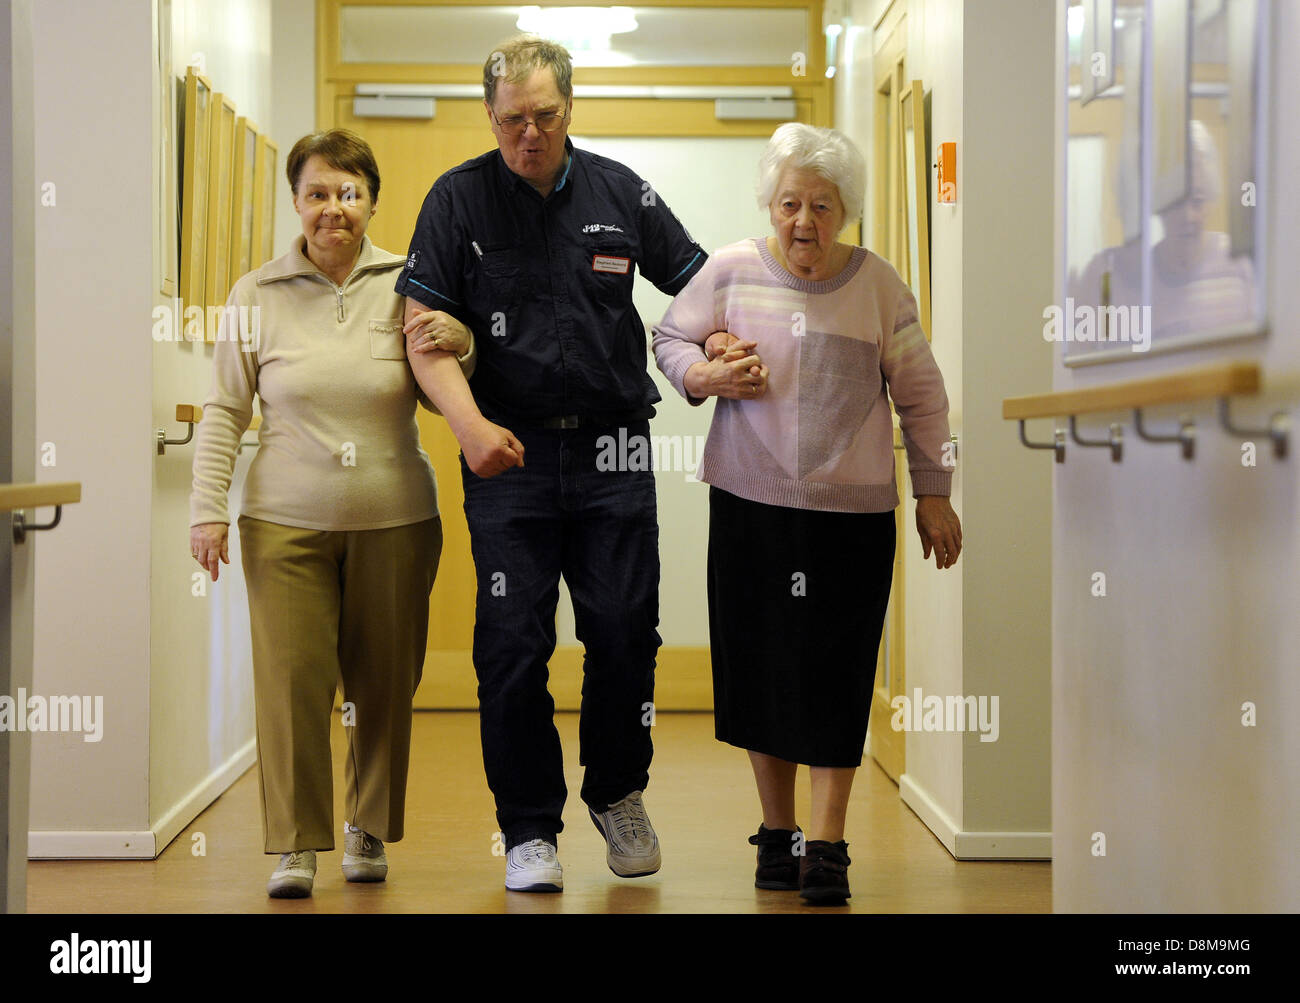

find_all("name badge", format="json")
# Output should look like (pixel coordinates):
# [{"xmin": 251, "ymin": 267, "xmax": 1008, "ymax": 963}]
[{"xmin": 592, "ymin": 254, "xmax": 631, "ymax": 275}]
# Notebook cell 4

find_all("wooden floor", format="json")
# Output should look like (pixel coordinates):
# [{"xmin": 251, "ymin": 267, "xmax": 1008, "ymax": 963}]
[{"xmin": 27, "ymin": 712, "xmax": 1049, "ymax": 913}]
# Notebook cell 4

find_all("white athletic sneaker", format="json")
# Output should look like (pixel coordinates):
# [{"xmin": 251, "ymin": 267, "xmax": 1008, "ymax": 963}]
[
  {"xmin": 589, "ymin": 790, "xmax": 661, "ymax": 877},
  {"xmin": 505, "ymin": 838, "xmax": 563, "ymax": 892},
  {"xmin": 342, "ymin": 824, "xmax": 388, "ymax": 883},
  {"xmin": 267, "ymin": 850, "xmax": 316, "ymax": 898}
]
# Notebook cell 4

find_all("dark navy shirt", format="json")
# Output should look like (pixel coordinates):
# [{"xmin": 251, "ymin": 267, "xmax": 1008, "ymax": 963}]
[{"xmin": 395, "ymin": 138, "xmax": 706, "ymax": 422}]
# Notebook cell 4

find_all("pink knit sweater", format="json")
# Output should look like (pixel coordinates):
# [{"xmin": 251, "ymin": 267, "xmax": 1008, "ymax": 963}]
[{"xmin": 652, "ymin": 237, "xmax": 952, "ymax": 513}]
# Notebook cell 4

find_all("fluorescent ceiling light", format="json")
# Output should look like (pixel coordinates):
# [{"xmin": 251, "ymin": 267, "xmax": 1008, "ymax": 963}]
[{"xmin": 516, "ymin": 6, "xmax": 639, "ymax": 54}]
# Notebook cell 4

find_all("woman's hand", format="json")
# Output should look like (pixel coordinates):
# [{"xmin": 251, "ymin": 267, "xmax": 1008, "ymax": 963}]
[
  {"xmin": 461, "ymin": 417, "xmax": 525, "ymax": 478},
  {"xmin": 684, "ymin": 338, "xmax": 768, "ymax": 400},
  {"xmin": 191, "ymin": 523, "xmax": 230, "ymax": 581},
  {"xmin": 704, "ymin": 330, "xmax": 738, "ymax": 361},
  {"xmin": 915, "ymin": 495, "xmax": 962, "ymax": 569},
  {"xmin": 404, "ymin": 309, "xmax": 471, "ymax": 356}
]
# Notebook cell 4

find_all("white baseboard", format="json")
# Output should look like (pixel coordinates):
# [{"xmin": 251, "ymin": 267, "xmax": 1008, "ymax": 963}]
[
  {"xmin": 28, "ymin": 738, "xmax": 256, "ymax": 860},
  {"xmin": 27, "ymin": 829, "xmax": 158, "ymax": 859},
  {"xmin": 898, "ymin": 771, "xmax": 1052, "ymax": 860},
  {"xmin": 150, "ymin": 738, "xmax": 257, "ymax": 855}
]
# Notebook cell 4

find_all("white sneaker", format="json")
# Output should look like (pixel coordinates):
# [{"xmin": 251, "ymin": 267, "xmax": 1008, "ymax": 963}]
[
  {"xmin": 342, "ymin": 824, "xmax": 388, "ymax": 883},
  {"xmin": 505, "ymin": 838, "xmax": 563, "ymax": 892},
  {"xmin": 267, "ymin": 850, "xmax": 316, "ymax": 898},
  {"xmin": 589, "ymin": 790, "xmax": 661, "ymax": 877}
]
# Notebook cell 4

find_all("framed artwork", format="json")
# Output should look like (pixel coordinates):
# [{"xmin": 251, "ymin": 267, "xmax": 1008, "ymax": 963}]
[
  {"xmin": 251, "ymin": 135, "xmax": 279, "ymax": 268},
  {"xmin": 156, "ymin": 0, "xmax": 177, "ymax": 296},
  {"xmin": 178, "ymin": 68, "xmax": 211, "ymax": 328},
  {"xmin": 204, "ymin": 92, "xmax": 237, "ymax": 341},
  {"xmin": 1061, "ymin": 0, "xmax": 1268, "ymax": 365},
  {"xmin": 229, "ymin": 117, "xmax": 258, "ymax": 290},
  {"xmin": 900, "ymin": 79, "xmax": 931, "ymax": 338}
]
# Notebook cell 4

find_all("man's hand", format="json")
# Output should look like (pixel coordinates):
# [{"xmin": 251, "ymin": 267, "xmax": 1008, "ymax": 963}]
[
  {"xmin": 461, "ymin": 417, "xmax": 525, "ymax": 478},
  {"xmin": 405, "ymin": 309, "xmax": 471, "ymax": 356},
  {"xmin": 915, "ymin": 495, "xmax": 962, "ymax": 569}
]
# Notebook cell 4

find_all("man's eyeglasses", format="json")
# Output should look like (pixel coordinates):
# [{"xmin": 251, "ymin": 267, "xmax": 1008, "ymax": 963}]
[{"xmin": 490, "ymin": 106, "xmax": 568, "ymax": 136}]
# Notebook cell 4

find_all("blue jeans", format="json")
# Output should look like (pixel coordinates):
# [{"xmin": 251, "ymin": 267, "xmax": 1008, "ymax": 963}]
[{"xmin": 460, "ymin": 419, "xmax": 660, "ymax": 850}]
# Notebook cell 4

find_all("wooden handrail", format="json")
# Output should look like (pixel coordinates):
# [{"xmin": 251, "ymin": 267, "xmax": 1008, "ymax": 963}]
[
  {"xmin": 175, "ymin": 404, "xmax": 261, "ymax": 431},
  {"xmin": 0, "ymin": 482, "xmax": 82, "ymax": 513},
  {"xmin": 1002, "ymin": 362, "xmax": 1260, "ymax": 420}
]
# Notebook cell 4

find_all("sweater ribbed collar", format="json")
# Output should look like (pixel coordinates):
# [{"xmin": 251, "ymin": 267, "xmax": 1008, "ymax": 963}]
[
  {"xmin": 258, "ymin": 233, "xmax": 404, "ymax": 286},
  {"xmin": 754, "ymin": 236, "xmax": 867, "ymax": 293}
]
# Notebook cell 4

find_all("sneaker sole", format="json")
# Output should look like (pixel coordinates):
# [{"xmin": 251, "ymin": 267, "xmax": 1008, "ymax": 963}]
[
  {"xmin": 755, "ymin": 878, "xmax": 800, "ymax": 891},
  {"xmin": 267, "ymin": 877, "xmax": 313, "ymax": 898},
  {"xmin": 505, "ymin": 879, "xmax": 563, "ymax": 893},
  {"xmin": 588, "ymin": 810, "xmax": 661, "ymax": 877},
  {"xmin": 342, "ymin": 862, "xmax": 387, "ymax": 883}
]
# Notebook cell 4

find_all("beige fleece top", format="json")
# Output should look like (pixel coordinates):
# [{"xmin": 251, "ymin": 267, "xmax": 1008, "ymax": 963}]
[{"xmin": 189, "ymin": 234, "xmax": 474, "ymax": 532}]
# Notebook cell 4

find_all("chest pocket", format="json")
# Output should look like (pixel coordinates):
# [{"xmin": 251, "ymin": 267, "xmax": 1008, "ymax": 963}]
[
  {"xmin": 369, "ymin": 318, "xmax": 406, "ymax": 360},
  {"xmin": 582, "ymin": 236, "xmax": 636, "ymax": 293}
]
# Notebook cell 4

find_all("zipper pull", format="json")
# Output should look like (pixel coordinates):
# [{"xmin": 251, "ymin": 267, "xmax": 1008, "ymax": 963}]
[{"xmin": 336, "ymin": 286, "xmax": 344, "ymax": 322}]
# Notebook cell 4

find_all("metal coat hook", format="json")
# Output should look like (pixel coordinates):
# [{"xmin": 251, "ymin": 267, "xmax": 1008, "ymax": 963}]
[
  {"xmin": 1018, "ymin": 420, "xmax": 1065, "ymax": 463},
  {"xmin": 1218, "ymin": 398, "xmax": 1289, "ymax": 460},
  {"xmin": 1068, "ymin": 415, "xmax": 1123, "ymax": 462},
  {"xmin": 1133, "ymin": 408, "xmax": 1195, "ymax": 460}
]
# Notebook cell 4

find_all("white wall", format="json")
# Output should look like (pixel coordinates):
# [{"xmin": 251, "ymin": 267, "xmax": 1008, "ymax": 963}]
[
  {"xmin": 840, "ymin": 0, "xmax": 1053, "ymax": 858},
  {"xmin": 30, "ymin": 0, "xmax": 156, "ymax": 842},
  {"xmin": 1051, "ymin": 2, "xmax": 1300, "ymax": 911},
  {"xmin": 28, "ymin": 0, "xmax": 299, "ymax": 856}
]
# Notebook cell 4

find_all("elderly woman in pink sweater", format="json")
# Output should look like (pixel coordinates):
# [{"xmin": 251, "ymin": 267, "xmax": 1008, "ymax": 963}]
[{"xmin": 652, "ymin": 123, "xmax": 961, "ymax": 905}]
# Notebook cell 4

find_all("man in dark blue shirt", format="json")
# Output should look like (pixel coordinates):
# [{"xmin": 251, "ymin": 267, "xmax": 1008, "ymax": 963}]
[{"xmin": 397, "ymin": 35, "xmax": 706, "ymax": 893}]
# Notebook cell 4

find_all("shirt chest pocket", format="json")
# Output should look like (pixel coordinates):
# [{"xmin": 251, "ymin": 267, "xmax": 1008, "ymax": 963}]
[
  {"xmin": 369, "ymin": 318, "xmax": 406, "ymax": 360},
  {"xmin": 582, "ymin": 237, "xmax": 635, "ymax": 298}
]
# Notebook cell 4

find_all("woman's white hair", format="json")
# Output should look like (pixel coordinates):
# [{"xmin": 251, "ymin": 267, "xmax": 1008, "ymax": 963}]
[{"xmin": 756, "ymin": 122, "xmax": 865, "ymax": 225}]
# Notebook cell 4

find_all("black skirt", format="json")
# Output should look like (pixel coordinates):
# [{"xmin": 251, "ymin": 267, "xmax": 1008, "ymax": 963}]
[{"xmin": 707, "ymin": 486, "xmax": 896, "ymax": 767}]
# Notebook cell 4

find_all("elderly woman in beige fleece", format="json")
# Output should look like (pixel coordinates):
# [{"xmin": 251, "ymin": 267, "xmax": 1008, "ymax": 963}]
[{"xmin": 189, "ymin": 129, "xmax": 474, "ymax": 898}]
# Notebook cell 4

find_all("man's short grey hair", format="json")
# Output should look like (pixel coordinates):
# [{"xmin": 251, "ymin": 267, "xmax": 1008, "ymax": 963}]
[
  {"xmin": 483, "ymin": 35, "xmax": 574, "ymax": 108},
  {"xmin": 756, "ymin": 123, "xmax": 865, "ymax": 226}
]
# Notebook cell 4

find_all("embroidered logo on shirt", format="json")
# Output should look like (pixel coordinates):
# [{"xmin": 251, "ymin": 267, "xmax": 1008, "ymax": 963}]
[
  {"xmin": 592, "ymin": 255, "xmax": 631, "ymax": 275},
  {"xmin": 583, "ymin": 223, "xmax": 624, "ymax": 234}
]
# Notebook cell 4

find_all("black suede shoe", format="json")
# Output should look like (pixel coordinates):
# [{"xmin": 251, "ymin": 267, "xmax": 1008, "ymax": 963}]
[
  {"xmin": 748, "ymin": 823, "xmax": 802, "ymax": 890},
  {"xmin": 799, "ymin": 839, "xmax": 851, "ymax": 904}
]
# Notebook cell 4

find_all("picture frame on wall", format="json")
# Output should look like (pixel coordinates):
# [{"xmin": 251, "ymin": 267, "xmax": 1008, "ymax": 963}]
[
  {"xmin": 204, "ymin": 92, "xmax": 237, "ymax": 342},
  {"xmin": 178, "ymin": 68, "xmax": 211, "ymax": 332},
  {"xmin": 900, "ymin": 78, "xmax": 931, "ymax": 339},
  {"xmin": 1062, "ymin": 0, "xmax": 1269, "ymax": 366},
  {"xmin": 251, "ymin": 135, "xmax": 279, "ymax": 269},
  {"xmin": 156, "ymin": 0, "xmax": 177, "ymax": 297},
  {"xmin": 229, "ymin": 117, "xmax": 259, "ymax": 291}
]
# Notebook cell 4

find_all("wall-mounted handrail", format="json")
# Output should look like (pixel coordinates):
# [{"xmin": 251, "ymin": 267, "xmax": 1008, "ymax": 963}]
[
  {"xmin": 1002, "ymin": 362, "xmax": 1289, "ymax": 463},
  {"xmin": 0, "ymin": 481, "xmax": 82, "ymax": 544},
  {"xmin": 157, "ymin": 405, "xmax": 262, "ymax": 455}
]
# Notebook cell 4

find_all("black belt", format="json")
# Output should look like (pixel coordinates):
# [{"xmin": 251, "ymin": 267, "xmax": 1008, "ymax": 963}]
[{"xmin": 517, "ymin": 407, "xmax": 656, "ymax": 430}]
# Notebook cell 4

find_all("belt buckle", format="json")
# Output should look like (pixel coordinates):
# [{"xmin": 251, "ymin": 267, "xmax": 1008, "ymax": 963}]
[{"xmin": 555, "ymin": 414, "xmax": 580, "ymax": 429}]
